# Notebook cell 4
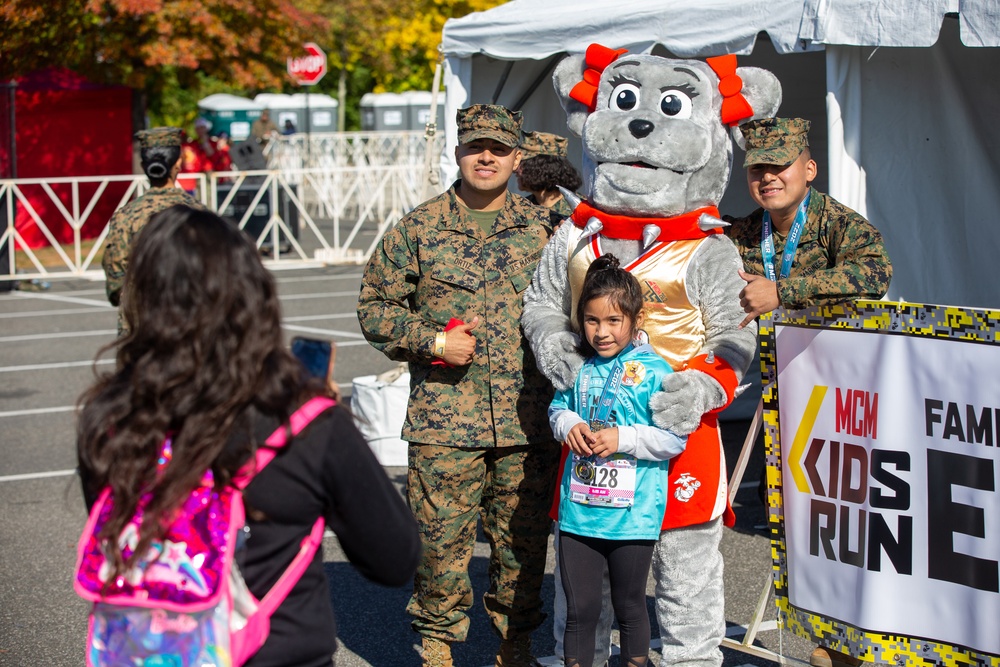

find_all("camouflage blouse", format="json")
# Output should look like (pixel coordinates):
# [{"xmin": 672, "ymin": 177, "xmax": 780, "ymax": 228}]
[
  {"xmin": 358, "ymin": 183, "xmax": 556, "ymax": 449},
  {"xmin": 102, "ymin": 187, "xmax": 203, "ymax": 306},
  {"xmin": 725, "ymin": 188, "xmax": 892, "ymax": 309}
]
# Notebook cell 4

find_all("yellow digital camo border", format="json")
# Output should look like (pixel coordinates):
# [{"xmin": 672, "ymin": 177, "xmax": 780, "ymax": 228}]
[{"xmin": 760, "ymin": 300, "xmax": 1000, "ymax": 667}]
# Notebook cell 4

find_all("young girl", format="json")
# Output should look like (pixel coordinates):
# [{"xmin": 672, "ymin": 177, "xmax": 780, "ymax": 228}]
[
  {"xmin": 77, "ymin": 205, "xmax": 419, "ymax": 666},
  {"xmin": 549, "ymin": 254, "xmax": 687, "ymax": 667}
]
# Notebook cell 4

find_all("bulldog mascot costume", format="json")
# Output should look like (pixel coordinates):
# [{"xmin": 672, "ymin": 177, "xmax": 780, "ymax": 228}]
[{"xmin": 522, "ymin": 45, "xmax": 782, "ymax": 666}]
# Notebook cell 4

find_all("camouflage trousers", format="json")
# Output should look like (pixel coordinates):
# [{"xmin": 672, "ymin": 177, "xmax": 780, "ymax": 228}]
[{"xmin": 406, "ymin": 442, "xmax": 560, "ymax": 643}]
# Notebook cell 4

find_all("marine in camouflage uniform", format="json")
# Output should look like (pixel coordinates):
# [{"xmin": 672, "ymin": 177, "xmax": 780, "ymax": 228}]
[
  {"xmin": 527, "ymin": 192, "xmax": 574, "ymax": 220},
  {"xmin": 518, "ymin": 131, "xmax": 579, "ymax": 229},
  {"xmin": 725, "ymin": 118, "xmax": 892, "ymax": 310},
  {"xmin": 357, "ymin": 105, "xmax": 560, "ymax": 666},
  {"xmin": 102, "ymin": 127, "xmax": 203, "ymax": 310}
]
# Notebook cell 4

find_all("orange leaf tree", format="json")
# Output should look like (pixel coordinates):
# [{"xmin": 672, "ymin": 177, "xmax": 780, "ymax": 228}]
[{"xmin": 1, "ymin": 0, "xmax": 328, "ymax": 125}]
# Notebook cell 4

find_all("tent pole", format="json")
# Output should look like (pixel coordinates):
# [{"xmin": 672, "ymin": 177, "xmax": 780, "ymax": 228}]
[
  {"xmin": 491, "ymin": 61, "xmax": 514, "ymax": 104},
  {"xmin": 4, "ymin": 82, "xmax": 15, "ymax": 179},
  {"xmin": 422, "ymin": 50, "xmax": 445, "ymax": 201},
  {"xmin": 511, "ymin": 55, "xmax": 560, "ymax": 111}
]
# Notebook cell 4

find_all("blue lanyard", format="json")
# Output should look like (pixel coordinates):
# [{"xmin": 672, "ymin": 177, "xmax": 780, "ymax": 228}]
[
  {"xmin": 579, "ymin": 358, "xmax": 626, "ymax": 427},
  {"xmin": 761, "ymin": 192, "xmax": 810, "ymax": 282}
]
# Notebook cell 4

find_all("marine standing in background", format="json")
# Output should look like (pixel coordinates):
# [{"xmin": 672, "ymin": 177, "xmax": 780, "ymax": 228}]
[
  {"xmin": 522, "ymin": 131, "xmax": 613, "ymax": 667},
  {"xmin": 102, "ymin": 127, "xmax": 204, "ymax": 318},
  {"xmin": 516, "ymin": 130, "xmax": 582, "ymax": 222},
  {"xmin": 358, "ymin": 104, "xmax": 560, "ymax": 667}
]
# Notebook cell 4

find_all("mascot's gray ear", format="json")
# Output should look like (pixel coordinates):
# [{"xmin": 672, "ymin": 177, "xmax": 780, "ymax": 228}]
[
  {"xmin": 730, "ymin": 67, "xmax": 783, "ymax": 148},
  {"xmin": 552, "ymin": 54, "xmax": 590, "ymax": 137}
]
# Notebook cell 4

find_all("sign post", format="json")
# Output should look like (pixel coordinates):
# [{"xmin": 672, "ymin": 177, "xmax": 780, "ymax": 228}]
[{"xmin": 287, "ymin": 43, "xmax": 328, "ymax": 162}]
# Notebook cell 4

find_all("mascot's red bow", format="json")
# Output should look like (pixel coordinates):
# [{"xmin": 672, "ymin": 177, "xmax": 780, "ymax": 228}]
[{"xmin": 569, "ymin": 44, "xmax": 629, "ymax": 111}]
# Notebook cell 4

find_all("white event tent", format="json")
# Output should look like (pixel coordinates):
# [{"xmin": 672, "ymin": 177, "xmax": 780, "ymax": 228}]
[{"xmin": 440, "ymin": 0, "xmax": 1000, "ymax": 310}]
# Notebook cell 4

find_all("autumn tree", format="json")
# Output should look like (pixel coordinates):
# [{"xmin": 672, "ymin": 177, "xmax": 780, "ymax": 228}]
[
  {"xmin": 295, "ymin": 0, "xmax": 390, "ymax": 131},
  {"xmin": 1, "ymin": 0, "xmax": 328, "ymax": 126},
  {"xmin": 295, "ymin": 0, "xmax": 505, "ymax": 129},
  {"xmin": 376, "ymin": 0, "xmax": 507, "ymax": 92},
  {"xmin": 1, "ymin": 0, "xmax": 507, "ymax": 130}
]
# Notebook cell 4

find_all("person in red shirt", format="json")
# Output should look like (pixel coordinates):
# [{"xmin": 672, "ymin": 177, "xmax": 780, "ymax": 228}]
[{"xmin": 179, "ymin": 117, "xmax": 232, "ymax": 193}]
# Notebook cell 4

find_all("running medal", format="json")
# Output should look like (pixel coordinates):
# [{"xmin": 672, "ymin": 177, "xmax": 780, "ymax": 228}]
[{"xmin": 570, "ymin": 359, "xmax": 637, "ymax": 508}]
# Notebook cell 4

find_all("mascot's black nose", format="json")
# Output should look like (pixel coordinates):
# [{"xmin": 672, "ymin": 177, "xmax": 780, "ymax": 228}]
[{"xmin": 629, "ymin": 119, "xmax": 654, "ymax": 138}]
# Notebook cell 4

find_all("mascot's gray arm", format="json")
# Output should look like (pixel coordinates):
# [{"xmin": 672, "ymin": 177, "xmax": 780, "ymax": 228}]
[
  {"xmin": 522, "ymin": 224, "xmax": 584, "ymax": 391},
  {"xmin": 688, "ymin": 234, "xmax": 758, "ymax": 379}
]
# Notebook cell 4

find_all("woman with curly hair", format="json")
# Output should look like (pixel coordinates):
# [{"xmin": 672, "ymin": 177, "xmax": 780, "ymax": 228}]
[
  {"xmin": 77, "ymin": 204, "xmax": 419, "ymax": 667},
  {"xmin": 517, "ymin": 131, "xmax": 583, "ymax": 220}
]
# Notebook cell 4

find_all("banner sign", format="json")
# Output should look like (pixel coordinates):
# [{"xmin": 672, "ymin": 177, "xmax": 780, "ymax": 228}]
[{"xmin": 761, "ymin": 301, "xmax": 1000, "ymax": 666}]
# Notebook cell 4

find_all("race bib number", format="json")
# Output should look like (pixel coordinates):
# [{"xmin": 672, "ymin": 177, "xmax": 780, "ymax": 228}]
[{"xmin": 569, "ymin": 453, "xmax": 637, "ymax": 508}]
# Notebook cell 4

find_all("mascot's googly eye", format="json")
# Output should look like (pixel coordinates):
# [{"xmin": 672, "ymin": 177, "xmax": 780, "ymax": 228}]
[
  {"xmin": 610, "ymin": 82, "xmax": 641, "ymax": 111},
  {"xmin": 660, "ymin": 90, "xmax": 693, "ymax": 119}
]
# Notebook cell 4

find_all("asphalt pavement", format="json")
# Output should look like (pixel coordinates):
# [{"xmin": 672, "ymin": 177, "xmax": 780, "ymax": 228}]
[{"xmin": 0, "ymin": 266, "xmax": 812, "ymax": 666}]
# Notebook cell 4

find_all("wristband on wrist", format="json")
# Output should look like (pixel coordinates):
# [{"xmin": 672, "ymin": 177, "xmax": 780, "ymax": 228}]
[{"xmin": 434, "ymin": 332, "xmax": 447, "ymax": 358}]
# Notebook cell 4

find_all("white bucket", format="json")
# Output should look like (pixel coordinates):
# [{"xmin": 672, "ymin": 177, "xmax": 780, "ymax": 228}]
[{"xmin": 350, "ymin": 372, "xmax": 410, "ymax": 467}]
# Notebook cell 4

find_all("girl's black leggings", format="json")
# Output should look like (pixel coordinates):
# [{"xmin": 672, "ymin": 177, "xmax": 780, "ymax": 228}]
[{"xmin": 559, "ymin": 530, "xmax": 656, "ymax": 667}]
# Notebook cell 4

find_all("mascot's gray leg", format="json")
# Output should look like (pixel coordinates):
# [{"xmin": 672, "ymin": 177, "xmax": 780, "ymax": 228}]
[{"xmin": 652, "ymin": 518, "xmax": 725, "ymax": 667}]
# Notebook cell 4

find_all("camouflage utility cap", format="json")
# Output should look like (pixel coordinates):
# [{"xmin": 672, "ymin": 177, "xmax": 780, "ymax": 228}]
[
  {"xmin": 520, "ymin": 131, "xmax": 569, "ymax": 159},
  {"xmin": 136, "ymin": 127, "xmax": 183, "ymax": 149},
  {"xmin": 741, "ymin": 118, "xmax": 810, "ymax": 168},
  {"xmin": 457, "ymin": 104, "xmax": 522, "ymax": 147}
]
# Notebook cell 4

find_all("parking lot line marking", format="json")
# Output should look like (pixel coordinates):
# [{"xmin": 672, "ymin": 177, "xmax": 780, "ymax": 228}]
[
  {"xmin": 277, "ymin": 273, "xmax": 362, "ymax": 283},
  {"xmin": 12, "ymin": 291, "xmax": 114, "ymax": 308},
  {"xmin": 0, "ymin": 359, "xmax": 113, "ymax": 373},
  {"xmin": 0, "ymin": 405, "xmax": 76, "ymax": 418},
  {"xmin": 283, "ymin": 313, "xmax": 358, "ymax": 322},
  {"xmin": 333, "ymin": 340, "xmax": 372, "ymax": 348},
  {"xmin": 281, "ymin": 290, "xmax": 359, "ymax": 301},
  {"xmin": 43, "ymin": 288, "xmax": 107, "ymax": 296},
  {"xmin": 283, "ymin": 324, "xmax": 367, "ymax": 339},
  {"xmin": 0, "ymin": 329, "xmax": 116, "ymax": 343},
  {"xmin": 0, "ymin": 469, "xmax": 77, "ymax": 483},
  {"xmin": 0, "ymin": 306, "xmax": 111, "ymax": 319}
]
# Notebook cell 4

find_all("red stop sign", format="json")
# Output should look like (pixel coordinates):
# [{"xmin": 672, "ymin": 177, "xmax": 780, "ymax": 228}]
[{"xmin": 287, "ymin": 42, "xmax": 327, "ymax": 86}]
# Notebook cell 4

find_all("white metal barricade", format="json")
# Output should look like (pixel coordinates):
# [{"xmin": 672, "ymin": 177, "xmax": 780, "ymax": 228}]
[{"xmin": 0, "ymin": 131, "xmax": 445, "ymax": 281}]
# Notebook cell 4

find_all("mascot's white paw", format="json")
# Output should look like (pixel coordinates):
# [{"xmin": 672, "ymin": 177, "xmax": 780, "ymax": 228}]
[
  {"xmin": 650, "ymin": 370, "xmax": 726, "ymax": 436},
  {"xmin": 538, "ymin": 330, "xmax": 584, "ymax": 391}
]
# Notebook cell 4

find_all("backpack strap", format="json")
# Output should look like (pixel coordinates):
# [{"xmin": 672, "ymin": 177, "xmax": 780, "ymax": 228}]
[
  {"xmin": 256, "ymin": 516, "xmax": 326, "ymax": 616},
  {"xmin": 233, "ymin": 396, "xmax": 337, "ymax": 490},
  {"xmin": 235, "ymin": 396, "xmax": 335, "ymax": 616}
]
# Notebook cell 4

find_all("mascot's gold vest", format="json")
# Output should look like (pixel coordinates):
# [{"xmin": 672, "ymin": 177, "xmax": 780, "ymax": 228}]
[{"xmin": 568, "ymin": 235, "xmax": 705, "ymax": 370}]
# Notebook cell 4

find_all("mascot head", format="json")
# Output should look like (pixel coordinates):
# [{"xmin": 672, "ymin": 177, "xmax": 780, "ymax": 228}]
[{"xmin": 553, "ymin": 45, "xmax": 782, "ymax": 218}]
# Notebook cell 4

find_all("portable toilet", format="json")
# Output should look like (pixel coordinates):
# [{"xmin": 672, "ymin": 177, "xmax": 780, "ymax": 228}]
[
  {"xmin": 290, "ymin": 93, "xmax": 339, "ymax": 132},
  {"xmin": 253, "ymin": 93, "xmax": 302, "ymax": 133},
  {"xmin": 360, "ymin": 93, "xmax": 377, "ymax": 131},
  {"xmin": 359, "ymin": 92, "xmax": 408, "ymax": 131},
  {"xmin": 196, "ymin": 94, "xmax": 264, "ymax": 141},
  {"xmin": 402, "ymin": 91, "xmax": 445, "ymax": 132}
]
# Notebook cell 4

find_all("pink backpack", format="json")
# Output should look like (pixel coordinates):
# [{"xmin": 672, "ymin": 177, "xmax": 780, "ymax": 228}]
[{"xmin": 74, "ymin": 396, "xmax": 336, "ymax": 667}]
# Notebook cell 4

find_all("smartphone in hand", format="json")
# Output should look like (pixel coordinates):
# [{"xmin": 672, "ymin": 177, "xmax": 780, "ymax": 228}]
[{"xmin": 291, "ymin": 336, "xmax": 336, "ymax": 381}]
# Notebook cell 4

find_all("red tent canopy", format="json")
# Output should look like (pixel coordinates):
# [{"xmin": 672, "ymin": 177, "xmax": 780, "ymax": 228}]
[{"xmin": 11, "ymin": 68, "xmax": 134, "ymax": 249}]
